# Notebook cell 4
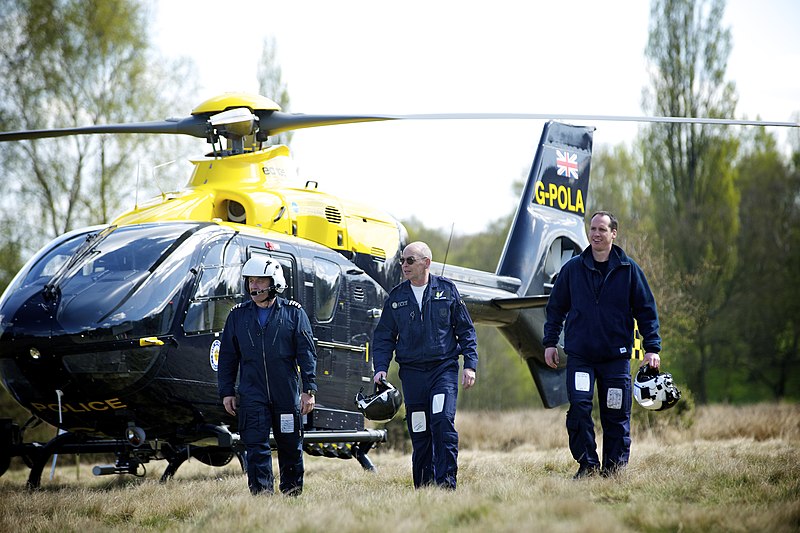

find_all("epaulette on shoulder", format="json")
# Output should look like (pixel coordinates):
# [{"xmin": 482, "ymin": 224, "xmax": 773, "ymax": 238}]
[
  {"xmin": 388, "ymin": 281, "xmax": 407, "ymax": 295},
  {"xmin": 286, "ymin": 299, "xmax": 302, "ymax": 309},
  {"xmin": 230, "ymin": 302, "xmax": 247, "ymax": 311},
  {"xmin": 438, "ymin": 275, "xmax": 456, "ymax": 288}
]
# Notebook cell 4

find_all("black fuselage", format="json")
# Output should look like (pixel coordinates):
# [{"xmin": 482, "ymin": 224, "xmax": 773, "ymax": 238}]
[{"xmin": 0, "ymin": 222, "xmax": 399, "ymax": 443}]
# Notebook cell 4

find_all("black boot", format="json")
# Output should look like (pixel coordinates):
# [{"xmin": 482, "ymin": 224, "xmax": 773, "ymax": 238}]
[{"xmin": 573, "ymin": 463, "xmax": 600, "ymax": 479}]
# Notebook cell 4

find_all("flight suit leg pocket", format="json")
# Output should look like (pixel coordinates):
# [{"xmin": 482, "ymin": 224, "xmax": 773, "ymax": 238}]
[{"xmin": 239, "ymin": 406, "xmax": 269, "ymax": 445}]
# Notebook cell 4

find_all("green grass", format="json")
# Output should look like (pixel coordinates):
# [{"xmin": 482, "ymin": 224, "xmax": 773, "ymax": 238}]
[{"xmin": 1, "ymin": 404, "xmax": 798, "ymax": 532}]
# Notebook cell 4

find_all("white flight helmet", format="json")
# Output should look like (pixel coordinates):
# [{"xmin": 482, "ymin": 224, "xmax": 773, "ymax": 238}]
[
  {"xmin": 634, "ymin": 364, "xmax": 681, "ymax": 411},
  {"xmin": 242, "ymin": 255, "xmax": 286, "ymax": 298}
]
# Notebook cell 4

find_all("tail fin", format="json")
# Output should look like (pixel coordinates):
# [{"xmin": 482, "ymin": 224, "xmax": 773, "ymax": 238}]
[{"xmin": 436, "ymin": 121, "xmax": 594, "ymax": 408}]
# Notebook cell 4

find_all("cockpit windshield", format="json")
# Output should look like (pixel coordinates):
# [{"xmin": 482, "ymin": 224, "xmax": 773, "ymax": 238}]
[{"xmin": 10, "ymin": 223, "xmax": 209, "ymax": 340}]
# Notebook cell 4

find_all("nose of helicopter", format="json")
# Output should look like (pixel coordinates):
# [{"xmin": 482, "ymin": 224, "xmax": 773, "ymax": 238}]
[
  {"xmin": 0, "ymin": 305, "xmax": 168, "ymax": 386},
  {"xmin": 0, "ymin": 316, "xmax": 170, "ymax": 435}
]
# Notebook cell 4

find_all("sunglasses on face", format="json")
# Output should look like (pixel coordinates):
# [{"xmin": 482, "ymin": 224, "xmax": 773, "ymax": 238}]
[{"xmin": 399, "ymin": 256, "xmax": 423, "ymax": 265}]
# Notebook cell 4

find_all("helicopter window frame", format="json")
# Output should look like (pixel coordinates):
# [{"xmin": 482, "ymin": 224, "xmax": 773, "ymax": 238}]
[
  {"xmin": 183, "ymin": 235, "xmax": 246, "ymax": 335},
  {"xmin": 313, "ymin": 257, "xmax": 341, "ymax": 324}
]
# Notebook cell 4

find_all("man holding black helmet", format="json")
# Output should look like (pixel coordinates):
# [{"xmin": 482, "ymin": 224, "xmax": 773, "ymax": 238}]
[{"xmin": 372, "ymin": 241, "xmax": 478, "ymax": 490}]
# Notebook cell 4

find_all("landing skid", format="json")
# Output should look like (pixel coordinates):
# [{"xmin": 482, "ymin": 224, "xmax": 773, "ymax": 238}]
[
  {"xmin": 159, "ymin": 445, "xmax": 244, "ymax": 482},
  {"xmin": 22, "ymin": 433, "xmax": 134, "ymax": 489},
  {"xmin": 353, "ymin": 443, "xmax": 378, "ymax": 471},
  {"xmin": 1, "ymin": 419, "xmax": 387, "ymax": 488}
]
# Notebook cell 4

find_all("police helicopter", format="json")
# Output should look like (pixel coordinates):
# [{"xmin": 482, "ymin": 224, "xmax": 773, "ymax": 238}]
[{"xmin": 0, "ymin": 93, "xmax": 795, "ymax": 488}]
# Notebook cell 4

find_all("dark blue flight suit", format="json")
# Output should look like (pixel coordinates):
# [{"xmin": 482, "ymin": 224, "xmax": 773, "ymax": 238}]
[
  {"xmin": 373, "ymin": 275, "xmax": 478, "ymax": 489},
  {"xmin": 218, "ymin": 297, "xmax": 317, "ymax": 495},
  {"xmin": 543, "ymin": 244, "xmax": 660, "ymax": 474}
]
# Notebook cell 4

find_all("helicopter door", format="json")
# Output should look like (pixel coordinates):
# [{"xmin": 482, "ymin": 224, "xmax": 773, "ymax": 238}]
[
  {"xmin": 183, "ymin": 235, "xmax": 245, "ymax": 334},
  {"xmin": 311, "ymin": 258, "xmax": 341, "ymax": 381},
  {"xmin": 311, "ymin": 257, "xmax": 374, "ymax": 409}
]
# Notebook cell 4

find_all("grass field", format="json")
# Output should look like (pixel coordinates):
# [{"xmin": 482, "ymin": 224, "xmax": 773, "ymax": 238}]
[{"xmin": 1, "ymin": 404, "xmax": 798, "ymax": 532}]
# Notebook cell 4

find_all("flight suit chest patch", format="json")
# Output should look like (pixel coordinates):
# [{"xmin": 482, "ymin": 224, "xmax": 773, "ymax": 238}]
[
  {"xmin": 432, "ymin": 289, "xmax": 450, "ymax": 301},
  {"xmin": 432, "ymin": 288, "xmax": 451, "ymax": 318}
]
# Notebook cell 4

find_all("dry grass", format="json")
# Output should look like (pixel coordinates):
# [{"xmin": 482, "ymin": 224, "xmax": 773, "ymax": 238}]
[{"xmin": 1, "ymin": 404, "xmax": 798, "ymax": 533}]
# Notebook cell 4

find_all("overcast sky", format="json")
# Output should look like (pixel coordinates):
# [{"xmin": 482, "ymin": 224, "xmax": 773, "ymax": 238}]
[{"xmin": 153, "ymin": 0, "xmax": 800, "ymax": 234}]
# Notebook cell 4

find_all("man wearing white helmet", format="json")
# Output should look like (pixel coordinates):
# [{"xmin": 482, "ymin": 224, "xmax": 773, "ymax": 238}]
[{"xmin": 218, "ymin": 255, "xmax": 317, "ymax": 496}]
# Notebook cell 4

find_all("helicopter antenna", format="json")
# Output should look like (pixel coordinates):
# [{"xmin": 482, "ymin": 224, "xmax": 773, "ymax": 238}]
[
  {"xmin": 135, "ymin": 162, "xmax": 141, "ymax": 210},
  {"xmin": 440, "ymin": 222, "xmax": 455, "ymax": 276}
]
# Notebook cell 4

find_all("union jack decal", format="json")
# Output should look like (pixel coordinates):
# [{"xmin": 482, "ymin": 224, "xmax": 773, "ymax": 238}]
[{"xmin": 556, "ymin": 150, "xmax": 579, "ymax": 180}]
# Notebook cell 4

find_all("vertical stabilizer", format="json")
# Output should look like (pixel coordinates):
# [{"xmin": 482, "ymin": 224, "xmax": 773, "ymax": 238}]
[
  {"xmin": 496, "ymin": 121, "xmax": 594, "ymax": 407},
  {"xmin": 436, "ymin": 121, "xmax": 594, "ymax": 408}
]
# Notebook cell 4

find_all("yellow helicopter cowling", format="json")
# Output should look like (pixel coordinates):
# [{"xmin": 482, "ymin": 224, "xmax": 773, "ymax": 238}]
[
  {"xmin": 111, "ymin": 185, "xmax": 293, "ymax": 235},
  {"xmin": 282, "ymin": 186, "xmax": 347, "ymax": 248},
  {"xmin": 112, "ymin": 189, "xmax": 218, "ymax": 225},
  {"xmin": 187, "ymin": 146, "xmax": 402, "ymax": 255},
  {"xmin": 226, "ymin": 190, "xmax": 291, "ymax": 234},
  {"xmin": 114, "ymin": 144, "xmax": 402, "ymax": 258},
  {"xmin": 339, "ymin": 199, "xmax": 402, "ymax": 260},
  {"xmin": 188, "ymin": 146, "xmax": 295, "ymax": 189},
  {"xmin": 277, "ymin": 185, "xmax": 403, "ymax": 257}
]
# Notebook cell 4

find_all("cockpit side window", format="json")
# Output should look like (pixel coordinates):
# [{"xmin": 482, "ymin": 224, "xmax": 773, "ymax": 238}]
[
  {"xmin": 184, "ymin": 236, "xmax": 245, "ymax": 334},
  {"xmin": 314, "ymin": 258, "xmax": 341, "ymax": 323}
]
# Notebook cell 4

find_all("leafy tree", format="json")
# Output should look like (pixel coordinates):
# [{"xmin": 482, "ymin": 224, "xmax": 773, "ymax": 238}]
[
  {"xmin": 588, "ymin": 144, "xmax": 651, "ymax": 233},
  {"xmin": 642, "ymin": 0, "xmax": 740, "ymax": 403},
  {"xmin": 791, "ymin": 112, "xmax": 800, "ymax": 169},
  {"xmin": 719, "ymin": 128, "xmax": 800, "ymax": 400},
  {"xmin": 402, "ymin": 216, "xmax": 453, "ymax": 261},
  {"xmin": 0, "ymin": 0, "xmax": 197, "ymax": 253},
  {"xmin": 0, "ymin": 216, "xmax": 24, "ymax": 290}
]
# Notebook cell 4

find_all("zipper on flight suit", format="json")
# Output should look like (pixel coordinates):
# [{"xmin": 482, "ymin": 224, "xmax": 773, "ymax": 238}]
[
  {"xmin": 260, "ymin": 305, "xmax": 284, "ymax": 404},
  {"xmin": 261, "ymin": 311, "xmax": 273, "ymax": 403}
]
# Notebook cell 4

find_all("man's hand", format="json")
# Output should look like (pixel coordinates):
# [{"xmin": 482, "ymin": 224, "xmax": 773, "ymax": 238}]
[
  {"xmin": 373, "ymin": 371, "xmax": 387, "ymax": 384},
  {"xmin": 300, "ymin": 392, "xmax": 315, "ymax": 415},
  {"xmin": 223, "ymin": 395, "xmax": 237, "ymax": 416},
  {"xmin": 544, "ymin": 347, "xmax": 560, "ymax": 369},
  {"xmin": 462, "ymin": 368, "xmax": 476, "ymax": 389},
  {"xmin": 642, "ymin": 352, "xmax": 661, "ymax": 369}
]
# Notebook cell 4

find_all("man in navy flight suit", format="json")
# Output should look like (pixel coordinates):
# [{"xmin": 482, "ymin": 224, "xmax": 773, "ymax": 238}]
[
  {"xmin": 218, "ymin": 255, "xmax": 317, "ymax": 495},
  {"xmin": 543, "ymin": 211, "xmax": 661, "ymax": 479},
  {"xmin": 373, "ymin": 241, "xmax": 478, "ymax": 490}
]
